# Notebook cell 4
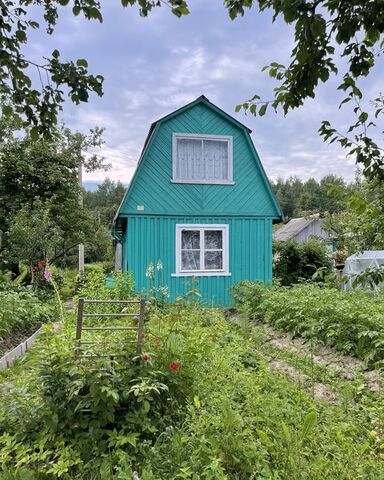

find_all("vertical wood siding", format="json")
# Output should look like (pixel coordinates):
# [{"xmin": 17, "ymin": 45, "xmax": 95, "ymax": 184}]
[{"xmin": 125, "ymin": 215, "xmax": 272, "ymax": 306}]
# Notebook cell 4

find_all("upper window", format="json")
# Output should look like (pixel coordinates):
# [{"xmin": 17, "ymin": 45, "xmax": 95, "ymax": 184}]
[
  {"xmin": 174, "ymin": 224, "xmax": 230, "ymax": 276},
  {"xmin": 172, "ymin": 133, "xmax": 233, "ymax": 184}
]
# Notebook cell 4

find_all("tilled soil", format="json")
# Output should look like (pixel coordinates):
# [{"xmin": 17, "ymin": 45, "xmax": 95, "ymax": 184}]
[{"xmin": 0, "ymin": 323, "xmax": 41, "ymax": 357}]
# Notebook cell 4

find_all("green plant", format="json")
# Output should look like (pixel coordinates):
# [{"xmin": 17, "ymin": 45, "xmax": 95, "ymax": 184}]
[
  {"xmin": 143, "ymin": 260, "xmax": 169, "ymax": 307},
  {"xmin": 0, "ymin": 288, "xmax": 54, "ymax": 343},
  {"xmin": 233, "ymin": 281, "xmax": 384, "ymax": 365},
  {"xmin": 1, "ymin": 300, "xmax": 383, "ymax": 478},
  {"xmin": 274, "ymin": 238, "xmax": 332, "ymax": 286}
]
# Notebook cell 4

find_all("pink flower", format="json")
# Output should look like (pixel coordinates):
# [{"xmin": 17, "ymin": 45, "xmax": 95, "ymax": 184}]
[
  {"xmin": 43, "ymin": 269, "xmax": 52, "ymax": 281},
  {"xmin": 155, "ymin": 338, "xmax": 161, "ymax": 345},
  {"xmin": 140, "ymin": 332, "xmax": 145, "ymax": 338},
  {"xmin": 169, "ymin": 362, "xmax": 180, "ymax": 371}
]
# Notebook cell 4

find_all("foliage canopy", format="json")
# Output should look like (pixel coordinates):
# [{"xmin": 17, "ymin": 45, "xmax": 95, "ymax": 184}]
[{"xmin": 1, "ymin": 0, "xmax": 382, "ymax": 179}]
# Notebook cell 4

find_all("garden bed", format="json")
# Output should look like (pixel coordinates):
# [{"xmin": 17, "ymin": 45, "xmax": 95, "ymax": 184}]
[
  {"xmin": 0, "ymin": 273, "xmax": 383, "ymax": 479},
  {"xmin": 0, "ymin": 322, "xmax": 42, "ymax": 357}
]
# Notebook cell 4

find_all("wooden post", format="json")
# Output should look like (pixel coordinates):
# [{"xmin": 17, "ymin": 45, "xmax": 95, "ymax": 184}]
[
  {"xmin": 75, "ymin": 298, "xmax": 84, "ymax": 357},
  {"xmin": 136, "ymin": 299, "xmax": 145, "ymax": 355},
  {"xmin": 78, "ymin": 161, "xmax": 84, "ymax": 277}
]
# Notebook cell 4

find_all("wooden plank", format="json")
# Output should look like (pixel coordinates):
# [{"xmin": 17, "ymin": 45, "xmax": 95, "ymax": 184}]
[
  {"xmin": 82, "ymin": 327, "xmax": 139, "ymax": 331},
  {"xmin": 136, "ymin": 299, "xmax": 146, "ymax": 355},
  {"xmin": 79, "ymin": 340, "xmax": 137, "ymax": 345},
  {"xmin": 83, "ymin": 300, "xmax": 140, "ymax": 304},
  {"xmin": 83, "ymin": 313, "xmax": 139, "ymax": 318},
  {"xmin": 75, "ymin": 297, "xmax": 85, "ymax": 357}
]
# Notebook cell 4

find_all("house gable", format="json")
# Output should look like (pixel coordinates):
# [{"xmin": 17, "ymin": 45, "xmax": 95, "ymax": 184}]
[{"xmin": 117, "ymin": 97, "xmax": 281, "ymax": 218}]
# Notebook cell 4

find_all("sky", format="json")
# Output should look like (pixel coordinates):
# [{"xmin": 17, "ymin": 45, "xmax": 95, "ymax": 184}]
[{"xmin": 25, "ymin": 1, "xmax": 383, "ymax": 188}]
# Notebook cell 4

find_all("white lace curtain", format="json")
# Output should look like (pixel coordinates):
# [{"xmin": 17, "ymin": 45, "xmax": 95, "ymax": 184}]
[
  {"xmin": 175, "ymin": 138, "xmax": 228, "ymax": 181},
  {"xmin": 181, "ymin": 230, "xmax": 223, "ymax": 271}
]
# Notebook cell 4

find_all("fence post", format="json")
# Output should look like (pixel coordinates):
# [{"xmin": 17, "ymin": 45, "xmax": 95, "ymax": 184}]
[
  {"xmin": 75, "ymin": 298, "xmax": 84, "ymax": 357},
  {"xmin": 136, "ymin": 299, "xmax": 145, "ymax": 355}
]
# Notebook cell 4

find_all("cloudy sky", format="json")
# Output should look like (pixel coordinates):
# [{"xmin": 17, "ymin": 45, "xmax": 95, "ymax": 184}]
[{"xmin": 26, "ymin": 1, "xmax": 382, "ymax": 188}]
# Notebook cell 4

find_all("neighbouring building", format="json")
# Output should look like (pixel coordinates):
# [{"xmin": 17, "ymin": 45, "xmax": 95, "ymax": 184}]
[{"xmin": 273, "ymin": 214, "xmax": 330, "ymax": 244}]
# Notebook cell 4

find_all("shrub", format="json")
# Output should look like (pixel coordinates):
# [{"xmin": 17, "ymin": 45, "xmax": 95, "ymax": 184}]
[
  {"xmin": 274, "ymin": 238, "xmax": 332, "ymax": 285},
  {"xmin": 77, "ymin": 269, "xmax": 135, "ymax": 302}
]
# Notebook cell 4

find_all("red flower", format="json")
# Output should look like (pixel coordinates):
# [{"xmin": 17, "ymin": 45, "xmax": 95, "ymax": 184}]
[
  {"xmin": 142, "ymin": 354, "xmax": 149, "ymax": 361},
  {"xmin": 140, "ymin": 332, "xmax": 145, "ymax": 338},
  {"xmin": 169, "ymin": 362, "xmax": 180, "ymax": 370}
]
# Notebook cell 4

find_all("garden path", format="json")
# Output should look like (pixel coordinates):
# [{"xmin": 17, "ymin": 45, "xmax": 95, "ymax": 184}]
[{"xmin": 231, "ymin": 314, "xmax": 382, "ymax": 404}]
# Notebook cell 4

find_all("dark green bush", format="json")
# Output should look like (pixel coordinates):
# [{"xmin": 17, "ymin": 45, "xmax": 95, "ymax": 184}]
[{"xmin": 273, "ymin": 238, "xmax": 332, "ymax": 285}]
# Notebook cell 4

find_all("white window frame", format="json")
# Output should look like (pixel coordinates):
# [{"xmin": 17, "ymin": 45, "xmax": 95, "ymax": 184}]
[
  {"xmin": 172, "ymin": 133, "xmax": 234, "ymax": 185},
  {"xmin": 173, "ymin": 224, "xmax": 231, "ymax": 277}
]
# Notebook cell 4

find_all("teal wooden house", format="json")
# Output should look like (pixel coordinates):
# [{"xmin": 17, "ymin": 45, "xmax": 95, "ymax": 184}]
[{"xmin": 112, "ymin": 96, "xmax": 282, "ymax": 305}]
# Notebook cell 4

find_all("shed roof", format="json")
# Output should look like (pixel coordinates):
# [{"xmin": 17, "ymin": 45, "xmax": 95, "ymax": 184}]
[{"xmin": 273, "ymin": 215, "xmax": 320, "ymax": 242}]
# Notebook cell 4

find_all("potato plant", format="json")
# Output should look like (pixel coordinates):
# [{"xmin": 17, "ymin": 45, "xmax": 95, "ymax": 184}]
[
  {"xmin": 232, "ymin": 281, "xmax": 384, "ymax": 365},
  {"xmin": 0, "ymin": 288, "xmax": 53, "ymax": 342}
]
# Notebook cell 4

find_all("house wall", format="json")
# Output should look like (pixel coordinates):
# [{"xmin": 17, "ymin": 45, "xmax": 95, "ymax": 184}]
[
  {"xmin": 123, "ymin": 215, "xmax": 272, "ymax": 306},
  {"xmin": 119, "ymin": 102, "xmax": 280, "ymax": 218}
]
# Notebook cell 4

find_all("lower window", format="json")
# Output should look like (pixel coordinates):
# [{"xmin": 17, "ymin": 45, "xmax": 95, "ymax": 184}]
[{"xmin": 175, "ymin": 224, "xmax": 230, "ymax": 276}]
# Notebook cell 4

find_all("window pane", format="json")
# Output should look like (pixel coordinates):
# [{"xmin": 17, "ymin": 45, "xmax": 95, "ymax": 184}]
[
  {"xmin": 204, "ymin": 140, "xmax": 228, "ymax": 180},
  {"xmin": 205, "ymin": 251, "xmax": 223, "ymax": 270},
  {"xmin": 181, "ymin": 251, "xmax": 200, "ymax": 270},
  {"xmin": 182, "ymin": 230, "xmax": 200, "ymax": 249},
  {"xmin": 205, "ymin": 230, "xmax": 222, "ymax": 249},
  {"xmin": 176, "ymin": 139, "xmax": 204, "ymax": 179}
]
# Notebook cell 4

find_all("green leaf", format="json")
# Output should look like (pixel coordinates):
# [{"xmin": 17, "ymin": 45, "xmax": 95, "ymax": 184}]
[
  {"xmin": 258, "ymin": 104, "xmax": 267, "ymax": 116},
  {"xmin": 76, "ymin": 59, "xmax": 88, "ymax": 68},
  {"xmin": 2, "ymin": 105, "xmax": 13, "ymax": 116},
  {"xmin": 359, "ymin": 112, "xmax": 368, "ymax": 123},
  {"xmin": 30, "ymin": 126, "xmax": 39, "ymax": 141},
  {"xmin": 16, "ymin": 30, "xmax": 27, "ymax": 42},
  {"xmin": 193, "ymin": 395, "xmax": 201, "ymax": 408},
  {"xmin": 256, "ymin": 429, "xmax": 273, "ymax": 447},
  {"xmin": 301, "ymin": 410, "xmax": 317, "ymax": 440}
]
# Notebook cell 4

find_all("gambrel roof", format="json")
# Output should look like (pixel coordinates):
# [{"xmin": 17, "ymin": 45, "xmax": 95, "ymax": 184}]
[{"xmin": 113, "ymin": 95, "xmax": 282, "ymax": 226}]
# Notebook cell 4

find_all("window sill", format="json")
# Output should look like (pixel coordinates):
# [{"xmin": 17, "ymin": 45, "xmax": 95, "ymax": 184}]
[
  {"xmin": 171, "ymin": 272, "xmax": 232, "ymax": 277},
  {"xmin": 171, "ymin": 179, "xmax": 235, "ymax": 185}
]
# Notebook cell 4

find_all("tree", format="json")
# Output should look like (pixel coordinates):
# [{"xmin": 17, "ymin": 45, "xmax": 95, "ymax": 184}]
[
  {"xmin": 0, "ymin": 119, "xmax": 109, "ymax": 269},
  {"xmin": 271, "ymin": 174, "xmax": 347, "ymax": 219},
  {"xmin": 1, "ymin": 1, "xmax": 382, "ymax": 179},
  {"xmin": 322, "ymin": 178, "xmax": 384, "ymax": 252},
  {"xmin": 83, "ymin": 178, "xmax": 126, "ymax": 228},
  {"xmin": 232, "ymin": 1, "xmax": 384, "ymax": 180},
  {"xmin": 0, "ymin": 0, "xmax": 189, "ymax": 136},
  {"xmin": 274, "ymin": 238, "xmax": 332, "ymax": 286}
]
